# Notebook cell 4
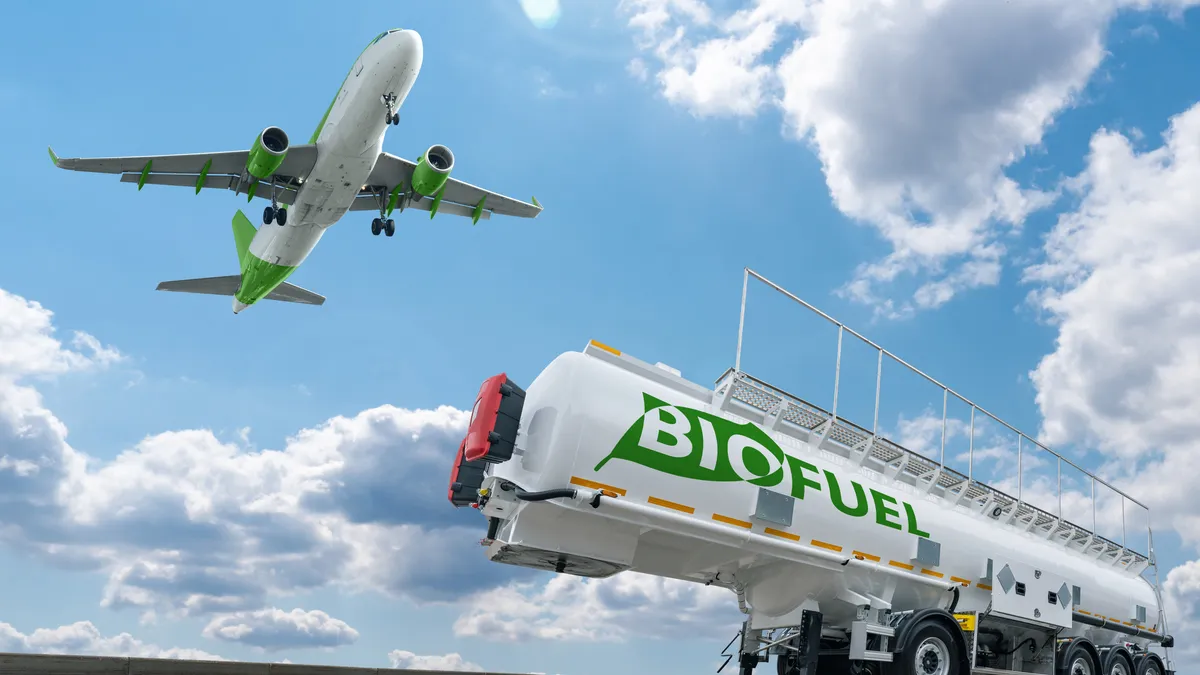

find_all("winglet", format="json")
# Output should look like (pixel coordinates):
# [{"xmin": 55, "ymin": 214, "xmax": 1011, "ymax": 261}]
[
  {"xmin": 532, "ymin": 196, "xmax": 541, "ymax": 209},
  {"xmin": 47, "ymin": 146, "xmax": 60, "ymax": 167}
]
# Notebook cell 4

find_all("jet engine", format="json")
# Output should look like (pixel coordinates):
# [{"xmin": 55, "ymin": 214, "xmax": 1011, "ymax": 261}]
[
  {"xmin": 245, "ymin": 126, "xmax": 290, "ymax": 180},
  {"xmin": 411, "ymin": 144, "xmax": 455, "ymax": 197}
]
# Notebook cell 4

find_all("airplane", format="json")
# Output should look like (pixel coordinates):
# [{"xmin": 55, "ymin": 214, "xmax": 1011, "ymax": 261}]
[{"xmin": 47, "ymin": 28, "xmax": 542, "ymax": 314}]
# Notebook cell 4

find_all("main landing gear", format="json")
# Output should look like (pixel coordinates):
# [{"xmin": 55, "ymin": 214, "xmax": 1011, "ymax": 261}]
[
  {"xmin": 372, "ymin": 218, "xmax": 395, "ymax": 237},
  {"xmin": 263, "ymin": 205, "xmax": 287, "ymax": 226},
  {"xmin": 382, "ymin": 92, "xmax": 399, "ymax": 126},
  {"xmin": 263, "ymin": 177, "xmax": 286, "ymax": 226}
]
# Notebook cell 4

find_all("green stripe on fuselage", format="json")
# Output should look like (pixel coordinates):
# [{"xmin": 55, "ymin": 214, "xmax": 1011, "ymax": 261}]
[{"xmin": 235, "ymin": 252, "xmax": 297, "ymax": 306}]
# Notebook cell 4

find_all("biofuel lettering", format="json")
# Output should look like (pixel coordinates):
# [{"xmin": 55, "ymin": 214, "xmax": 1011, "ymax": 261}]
[{"xmin": 595, "ymin": 393, "xmax": 930, "ymax": 537}]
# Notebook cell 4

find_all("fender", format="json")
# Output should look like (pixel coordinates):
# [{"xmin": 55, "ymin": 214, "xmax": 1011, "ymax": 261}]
[{"xmin": 892, "ymin": 608, "xmax": 971, "ymax": 673}]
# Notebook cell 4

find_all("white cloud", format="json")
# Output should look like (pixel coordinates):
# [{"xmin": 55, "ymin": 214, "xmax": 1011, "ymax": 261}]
[
  {"xmin": 0, "ymin": 288, "xmax": 120, "ymax": 379},
  {"xmin": 0, "ymin": 287, "xmax": 534, "ymax": 623},
  {"xmin": 389, "ymin": 649, "xmax": 485, "ymax": 671},
  {"xmin": 1023, "ymin": 101, "xmax": 1200, "ymax": 545},
  {"xmin": 201, "ymin": 608, "xmax": 359, "ymax": 651},
  {"xmin": 454, "ymin": 572, "xmax": 742, "ymax": 643},
  {"xmin": 0, "ymin": 620, "xmax": 222, "ymax": 660},
  {"xmin": 619, "ymin": 0, "xmax": 1199, "ymax": 316},
  {"xmin": 1164, "ymin": 561, "xmax": 1200, "ymax": 665}
]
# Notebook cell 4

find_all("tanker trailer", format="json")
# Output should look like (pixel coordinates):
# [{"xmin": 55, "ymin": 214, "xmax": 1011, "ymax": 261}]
[{"xmin": 447, "ymin": 339, "xmax": 1176, "ymax": 675}]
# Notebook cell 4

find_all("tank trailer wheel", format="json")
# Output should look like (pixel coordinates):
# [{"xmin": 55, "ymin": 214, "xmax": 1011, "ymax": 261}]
[
  {"xmin": 1100, "ymin": 649, "xmax": 1135, "ymax": 675},
  {"xmin": 1134, "ymin": 654, "xmax": 1164, "ymax": 675},
  {"xmin": 888, "ymin": 621, "xmax": 961, "ymax": 675},
  {"xmin": 1058, "ymin": 642, "xmax": 1098, "ymax": 675}
]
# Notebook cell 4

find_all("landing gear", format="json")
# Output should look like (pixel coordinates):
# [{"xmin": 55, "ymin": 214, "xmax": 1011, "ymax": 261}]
[
  {"xmin": 382, "ymin": 92, "xmax": 399, "ymax": 126},
  {"xmin": 263, "ymin": 177, "xmax": 286, "ymax": 226},
  {"xmin": 263, "ymin": 206, "xmax": 288, "ymax": 226},
  {"xmin": 369, "ymin": 183, "xmax": 398, "ymax": 237}
]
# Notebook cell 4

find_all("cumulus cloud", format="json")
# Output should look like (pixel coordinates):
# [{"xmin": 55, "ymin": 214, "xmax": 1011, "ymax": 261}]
[
  {"xmin": 388, "ymin": 649, "xmax": 485, "ymax": 671},
  {"xmin": 201, "ymin": 608, "xmax": 359, "ymax": 651},
  {"xmin": 0, "ymin": 620, "xmax": 222, "ymax": 660},
  {"xmin": 619, "ymin": 0, "xmax": 1199, "ymax": 316},
  {"xmin": 0, "ymin": 286, "xmax": 533, "ymax": 622},
  {"xmin": 454, "ymin": 572, "xmax": 742, "ymax": 643},
  {"xmin": 1023, "ymin": 101, "xmax": 1200, "ymax": 542}
]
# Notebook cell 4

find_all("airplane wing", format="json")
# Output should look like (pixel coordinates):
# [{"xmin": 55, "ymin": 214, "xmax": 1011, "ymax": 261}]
[
  {"xmin": 365, "ymin": 152, "xmax": 543, "ymax": 220},
  {"xmin": 47, "ymin": 145, "xmax": 319, "ymax": 204}
]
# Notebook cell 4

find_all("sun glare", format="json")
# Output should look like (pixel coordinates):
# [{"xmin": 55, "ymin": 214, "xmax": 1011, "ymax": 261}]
[{"xmin": 520, "ymin": 0, "xmax": 561, "ymax": 29}]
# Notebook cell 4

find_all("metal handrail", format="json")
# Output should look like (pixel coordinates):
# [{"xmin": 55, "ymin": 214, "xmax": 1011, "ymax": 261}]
[{"xmin": 733, "ymin": 267, "xmax": 1152, "ymax": 554}]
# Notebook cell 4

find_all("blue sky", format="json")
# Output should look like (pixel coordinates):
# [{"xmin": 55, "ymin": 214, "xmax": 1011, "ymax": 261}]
[{"xmin": 3, "ymin": 0, "xmax": 1200, "ymax": 672}]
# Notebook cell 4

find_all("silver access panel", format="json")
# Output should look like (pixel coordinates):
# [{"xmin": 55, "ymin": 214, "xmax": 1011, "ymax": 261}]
[{"xmin": 989, "ymin": 558, "xmax": 1072, "ymax": 629}]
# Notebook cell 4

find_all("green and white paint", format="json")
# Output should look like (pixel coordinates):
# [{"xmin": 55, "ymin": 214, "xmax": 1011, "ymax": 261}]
[
  {"xmin": 49, "ymin": 29, "xmax": 542, "ymax": 314},
  {"xmin": 596, "ymin": 393, "xmax": 930, "ymax": 537}
]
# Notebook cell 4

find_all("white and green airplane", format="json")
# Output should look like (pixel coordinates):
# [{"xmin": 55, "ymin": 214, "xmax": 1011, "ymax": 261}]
[{"xmin": 48, "ymin": 28, "xmax": 542, "ymax": 314}]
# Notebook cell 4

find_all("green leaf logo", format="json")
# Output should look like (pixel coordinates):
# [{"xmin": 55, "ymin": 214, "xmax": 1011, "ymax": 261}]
[{"xmin": 595, "ymin": 393, "xmax": 929, "ymax": 537}]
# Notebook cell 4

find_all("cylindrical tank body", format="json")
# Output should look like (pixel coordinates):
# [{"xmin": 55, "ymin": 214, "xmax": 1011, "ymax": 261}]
[{"xmin": 489, "ymin": 349, "xmax": 1162, "ymax": 646}]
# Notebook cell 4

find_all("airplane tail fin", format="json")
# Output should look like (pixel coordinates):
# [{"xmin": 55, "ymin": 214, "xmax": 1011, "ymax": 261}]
[
  {"xmin": 153, "ymin": 210, "xmax": 323, "ymax": 308},
  {"xmin": 155, "ymin": 277, "xmax": 325, "ymax": 306},
  {"xmin": 232, "ymin": 209, "xmax": 257, "ymax": 272}
]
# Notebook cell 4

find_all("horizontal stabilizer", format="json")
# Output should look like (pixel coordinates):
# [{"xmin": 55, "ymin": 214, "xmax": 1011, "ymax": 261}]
[
  {"xmin": 264, "ymin": 282, "xmax": 325, "ymax": 306},
  {"xmin": 156, "ymin": 276, "xmax": 242, "ymax": 296},
  {"xmin": 156, "ymin": 276, "xmax": 325, "ymax": 306}
]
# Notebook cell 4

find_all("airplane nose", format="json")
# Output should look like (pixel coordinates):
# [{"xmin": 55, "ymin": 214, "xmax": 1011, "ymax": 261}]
[{"xmin": 390, "ymin": 29, "xmax": 423, "ymax": 63}]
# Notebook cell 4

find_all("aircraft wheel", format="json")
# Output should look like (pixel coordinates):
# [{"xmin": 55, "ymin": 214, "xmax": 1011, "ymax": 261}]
[
  {"xmin": 391, "ymin": 114, "xmax": 399, "ymax": 126},
  {"xmin": 276, "ymin": 208, "xmax": 287, "ymax": 226},
  {"xmin": 385, "ymin": 113, "xmax": 393, "ymax": 125},
  {"xmin": 371, "ymin": 218, "xmax": 382, "ymax": 236},
  {"xmin": 263, "ymin": 206, "xmax": 275, "ymax": 225},
  {"xmin": 384, "ymin": 219, "xmax": 395, "ymax": 237}
]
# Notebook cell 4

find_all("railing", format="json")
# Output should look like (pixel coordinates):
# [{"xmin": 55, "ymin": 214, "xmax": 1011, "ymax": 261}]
[{"xmin": 730, "ymin": 268, "xmax": 1153, "ymax": 559}]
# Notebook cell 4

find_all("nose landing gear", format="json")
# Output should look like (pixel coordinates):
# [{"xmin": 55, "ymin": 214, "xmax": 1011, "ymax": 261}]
[{"xmin": 382, "ymin": 93, "xmax": 399, "ymax": 125}]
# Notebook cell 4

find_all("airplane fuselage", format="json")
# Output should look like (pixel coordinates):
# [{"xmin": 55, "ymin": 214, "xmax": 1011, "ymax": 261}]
[{"xmin": 234, "ymin": 29, "xmax": 423, "ymax": 313}]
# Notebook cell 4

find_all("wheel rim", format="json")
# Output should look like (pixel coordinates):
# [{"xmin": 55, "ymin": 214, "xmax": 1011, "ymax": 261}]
[
  {"xmin": 915, "ymin": 636, "xmax": 949, "ymax": 675},
  {"xmin": 1111, "ymin": 659, "xmax": 1129, "ymax": 675},
  {"xmin": 1071, "ymin": 656, "xmax": 1092, "ymax": 675}
]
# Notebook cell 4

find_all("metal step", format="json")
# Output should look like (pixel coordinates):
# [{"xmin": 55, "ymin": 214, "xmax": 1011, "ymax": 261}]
[{"xmin": 972, "ymin": 667, "xmax": 1029, "ymax": 675}]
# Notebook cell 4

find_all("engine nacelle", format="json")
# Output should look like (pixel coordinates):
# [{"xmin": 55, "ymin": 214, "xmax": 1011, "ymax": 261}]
[
  {"xmin": 411, "ymin": 144, "xmax": 455, "ymax": 197},
  {"xmin": 246, "ymin": 126, "xmax": 290, "ymax": 180}
]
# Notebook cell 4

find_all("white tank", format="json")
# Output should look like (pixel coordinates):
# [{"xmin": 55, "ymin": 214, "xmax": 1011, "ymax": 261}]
[{"xmin": 469, "ymin": 341, "xmax": 1164, "ymax": 650}]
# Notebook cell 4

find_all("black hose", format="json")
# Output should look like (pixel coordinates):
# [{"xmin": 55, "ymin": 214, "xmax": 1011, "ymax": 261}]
[
  {"xmin": 515, "ymin": 488, "xmax": 578, "ymax": 502},
  {"xmin": 946, "ymin": 586, "xmax": 960, "ymax": 613},
  {"xmin": 1000, "ymin": 637, "xmax": 1036, "ymax": 656},
  {"xmin": 498, "ymin": 481, "xmax": 579, "ymax": 503}
]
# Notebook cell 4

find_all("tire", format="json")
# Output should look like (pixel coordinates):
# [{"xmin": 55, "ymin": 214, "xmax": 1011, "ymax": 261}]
[
  {"xmin": 890, "ymin": 620, "xmax": 961, "ymax": 675},
  {"xmin": 1134, "ymin": 654, "xmax": 1163, "ymax": 675},
  {"xmin": 277, "ymin": 208, "xmax": 287, "ymax": 226},
  {"xmin": 384, "ymin": 219, "xmax": 395, "ymax": 237},
  {"xmin": 371, "ymin": 218, "xmax": 382, "ymax": 236},
  {"xmin": 1101, "ymin": 649, "xmax": 1135, "ymax": 675},
  {"xmin": 1059, "ymin": 642, "xmax": 1099, "ymax": 675},
  {"xmin": 263, "ymin": 206, "xmax": 274, "ymax": 225}
]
